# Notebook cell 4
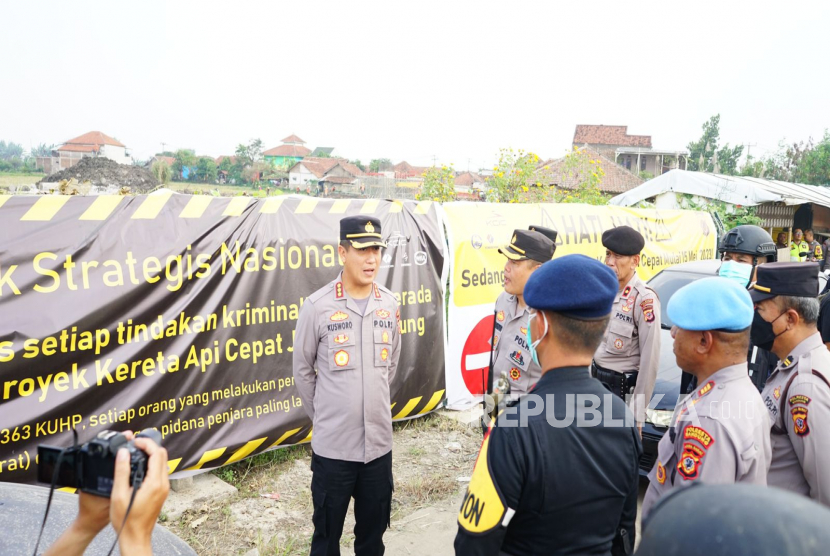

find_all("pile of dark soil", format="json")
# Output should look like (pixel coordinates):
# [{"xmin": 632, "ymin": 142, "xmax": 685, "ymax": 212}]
[{"xmin": 39, "ymin": 157, "xmax": 159, "ymax": 192}]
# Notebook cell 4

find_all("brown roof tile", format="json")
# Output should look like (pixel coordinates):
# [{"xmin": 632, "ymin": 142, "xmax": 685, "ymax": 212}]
[
  {"xmin": 572, "ymin": 125, "xmax": 651, "ymax": 148},
  {"xmin": 280, "ymin": 134, "xmax": 305, "ymax": 144},
  {"xmin": 263, "ymin": 144, "xmax": 312, "ymax": 157},
  {"xmin": 537, "ymin": 148, "xmax": 644, "ymax": 194},
  {"xmin": 454, "ymin": 171, "xmax": 486, "ymax": 186},
  {"xmin": 59, "ymin": 130, "xmax": 126, "ymax": 149}
]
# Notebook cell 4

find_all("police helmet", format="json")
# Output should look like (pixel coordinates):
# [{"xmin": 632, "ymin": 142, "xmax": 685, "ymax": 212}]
[
  {"xmin": 718, "ymin": 225, "xmax": 776, "ymax": 262},
  {"xmin": 638, "ymin": 484, "xmax": 830, "ymax": 555}
]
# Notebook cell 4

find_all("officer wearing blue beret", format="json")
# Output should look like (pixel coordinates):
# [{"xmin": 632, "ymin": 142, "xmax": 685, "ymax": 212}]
[
  {"xmin": 455, "ymin": 255, "xmax": 641, "ymax": 556},
  {"xmin": 641, "ymin": 277, "xmax": 771, "ymax": 517}
]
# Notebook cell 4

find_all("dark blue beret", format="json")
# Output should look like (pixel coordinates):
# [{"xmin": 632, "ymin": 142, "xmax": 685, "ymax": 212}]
[{"xmin": 524, "ymin": 254, "xmax": 619, "ymax": 320}]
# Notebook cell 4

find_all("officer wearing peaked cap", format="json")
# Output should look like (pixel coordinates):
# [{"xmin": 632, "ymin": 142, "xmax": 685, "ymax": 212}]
[
  {"xmin": 456, "ymin": 255, "xmax": 641, "ymax": 555},
  {"xmin": 528, "ymin": 224, "xmax": 558, "ymax": 245},
  {"xmin": 293, "ymin": 215, "xmax": 402, "ymax": 555},
  {"xmin": 489, "ymin": 229, "xmax": 555, "ymax": 401},
  {"xmin": 641, "ymin": 277, "xmax": 771, "ymax": 518},
  {"xmin": 750, "ymin": 262, "xmax": 830, "ymax": 507},
  {"xmin": 593, "ymin": 225, "xmax": 661, "ymax": 431}
]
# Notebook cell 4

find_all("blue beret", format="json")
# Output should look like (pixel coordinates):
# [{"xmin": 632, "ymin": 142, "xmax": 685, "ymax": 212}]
[
  {"xmin": 524, "ymin": 254, "xmax": 618, "ymax": 320},
  {"xmin": 668, "ymin": 277, "xmax": 753, "ymax": 332}
]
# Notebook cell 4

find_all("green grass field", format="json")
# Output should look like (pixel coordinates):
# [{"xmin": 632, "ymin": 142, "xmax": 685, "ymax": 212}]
[
  {"xmin": 0, "ymin": 173, "xmax": 42, "ymax": 190},
  {"xmin": 166, "ymin": 181, "xmax": 285, "ymax": 197}
]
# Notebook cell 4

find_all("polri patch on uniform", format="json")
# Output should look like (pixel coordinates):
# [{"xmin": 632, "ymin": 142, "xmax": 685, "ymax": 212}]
[
  {"xmin": 614, "ymin": 338, "xmax": 624, "ymax": 350},
  {"xmin": 380, "ymin": 348, "xmax": 389, "ymax": 362},
  {"xmin": 683, "ymin": 425, "xmax": 715, "ymax": 449},
  {"xmin": 510, "ymin": 367, "xmax": 521, "ymax": 381},
  {"xmin": 677, "ymin": 443, "xmax": 705, "ymax": 480},
  {"xmin": 330, "ymin": 311, "xmax": 349, "ymax": 322},
  {"xmin": 622, "ymin": 285, "xmax": 632, "ymax": 298},
  {"xmin": 520, "ymin": 327, "xmax": 527, "ymax": 335},
  {"xmin": 792, "ymin": 406, "xmax": 810, "ymax": 436},
  {"xmin": 497, "ymin": 311, "xmax": 505, "ymax": 322},
  {"xmin": 656, "ymin": 462, "xmax": 666, "ymax": 484},
  {"xmin": 509, "ymin": 350, "xmax": 525, "ymax": 366},
  {"xmin": 334, "ymin": 350, "xmax": 350, "ymax": 367},
  {"xmin": 773, "ymin": 386, "xmax": 781, "ymax": 400},
  {"xmin": 621, "ymin": 299, "xmax": 632, "ymax": 313},
  {"xmin": 789, "ymin": 394, "xmax": 811, "ymax": 406},
  {"xmin": 382, "ymin": 331, "xmax": 389, "ymax": 343},
  {"xmin": 334, "ymin": 334, "xmax": 349, "ymax": 344},
  {"xmin": 375, "ymin": 308, "xmax": 390, "ymax": 318}
]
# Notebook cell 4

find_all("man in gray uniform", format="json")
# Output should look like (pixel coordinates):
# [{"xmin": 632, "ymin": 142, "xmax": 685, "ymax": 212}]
[
  {"xmin": 750, "ymin": 262, "xmax": 830, "ymax": 507},
  {"xmin": 293, "ymin": 215, "xmax": 402, "ymax": 555},
  {"xmin": 593, "ymin": 225, "xmax": 661, "ymax": 429},
  {"xmin": 491, "ymin": 228, "xmax": 555, "ymax": 399},
  {"xmin": 642, "ymin": 277, "xmax": 771, "ymax": 517}
]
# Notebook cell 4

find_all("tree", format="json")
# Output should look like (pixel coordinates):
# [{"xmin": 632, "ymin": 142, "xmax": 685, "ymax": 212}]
[
  {"xmin": 195, "ymin": 156, "xmax": 218, "ymax": 183},
  {"xmin": 798, "ymin": 131, "xmax": 830, "ymax": 185},
  {"xmin": 0, "ymin": 140, "xmax": 24, "ymax": 160},
  {"xmin": 350, "ymin": 159, "xmax": 366, "ymax": 171},
  {"xmin": 418, "ymin": 165, "xmax": 457, "ymax": 202},
  {"xmin": 234, "ymin": 138, "xmax": 263, "ymax": 168},
  {"xmin": 29, "ymin": 143, "xmax": 55, "ymax": 157},
  {"xmin": 551, "ymin": 148, "xmax": 610, "ymax": 205},
  {"xmin": 369, "ymin": 158, "xmax": 393, "ymax": 172},
  {"xmin": 243, "ymin": 160, "xmax": 270, "ymax": 185},
  {"xmin": 686, "ymin": 115, "xmax": 743, "ymax": 175},
  {"xmin": 172, "ymin": 149, "xmax": 196, "ymax": 180},
  {"xmin": 486, "ymin": 148, "xmax": 550, "ymax": 203},
  {"xmin": 151, "ymin": 160, "xmax": 172, "ymax": 184}
]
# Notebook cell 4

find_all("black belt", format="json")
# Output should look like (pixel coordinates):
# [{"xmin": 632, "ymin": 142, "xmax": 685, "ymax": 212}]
[{"xmin": 591, "ymin": 362, "xmax": 638, "ymax": 400}]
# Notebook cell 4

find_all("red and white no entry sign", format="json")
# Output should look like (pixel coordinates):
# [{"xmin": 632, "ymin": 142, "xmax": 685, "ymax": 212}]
[{"xmin": 460, "ymin": 314, "xmax": 496, "ymax": 395}]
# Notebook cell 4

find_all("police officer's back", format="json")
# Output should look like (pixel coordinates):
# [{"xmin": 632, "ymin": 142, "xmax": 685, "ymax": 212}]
[{"xmin": 455, "ymin": 255, "xmax": 641, "ymax": 556}]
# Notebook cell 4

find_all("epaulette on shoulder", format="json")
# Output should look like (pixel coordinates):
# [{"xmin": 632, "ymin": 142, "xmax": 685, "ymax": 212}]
[{"xmin": 307, "ymin": 282, "xmax": 335, "ymax": 304}]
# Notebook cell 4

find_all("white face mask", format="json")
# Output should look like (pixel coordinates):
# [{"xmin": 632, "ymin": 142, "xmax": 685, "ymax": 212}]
[
  {"xmin": 718, "ymin": 260, "xmax": 753, "ymax": 287},
  {"xmin": 526, "ymin": 311, "xmax": 549, "ymax": 366}
]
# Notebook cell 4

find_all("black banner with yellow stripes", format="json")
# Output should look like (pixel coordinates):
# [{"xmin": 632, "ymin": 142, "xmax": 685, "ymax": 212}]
[{"xmin": 0, "ymin": 193, "xmax": 446, "ymax": 483}]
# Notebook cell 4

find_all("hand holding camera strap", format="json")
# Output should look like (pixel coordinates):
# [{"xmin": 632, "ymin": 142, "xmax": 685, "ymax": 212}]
[
  {"xmin": 32, "ymin": 429, "xmax": 79, "ymax": 555},
  {"xmin": 105, "ymin": 465, "xmax": 145, "ymax": 556}
]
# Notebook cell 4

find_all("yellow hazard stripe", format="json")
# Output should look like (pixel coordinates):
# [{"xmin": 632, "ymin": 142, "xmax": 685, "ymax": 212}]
[
  {"xmin": 79, "ymin": 196, "xmax": 123, "ymax": 221},
  {"xmin": 179, "ymin": 196, "xmax": 213, "ymax": 218},
  {"xmin": 132, "ymin": 192, "xmax": 172, "ymax": 219},
  {"xmin": 260, "ymin": 197, "xmax": 284, "ymax": 214},
  {"xmin": 295, "ymin": 198, "xmax": 318, "ymax": 213},
  {"xmin": 20, "ymin": 196, "xmax": 71, "ymax": 221},
  {"xmin": 388, "ymin": 200, "xmax": 403, "ymax": 213},
  {"xmin": 168, "ymin": 458, "xmax": 182, "ymax": 474},
  {"xmin": 414, "ymin": 201, "xmax": 432, "ymax": 214},
  {"xmin": 298, "ymin": 429, "xmax": 313, "ymax": 444},
  {"xmin": 267, "ymin": 427, "xmax": 303, "ymax": 449},
  {"xmin": 329, "ymin": 199, "xmax": 351, "ymax": 213},
  {"xmin": 185, "ymin": 447, "xmax": 226, "ymax": 470},
  {"xmin": 360, "ymin": 199, "xmax": 379, "ymax": 214},
  {"xmin": 223, "ymin": 197, "xmax": 250, "ymax": 216},
  {"xmin": 393, "ymin": 396, "xmax": 423, "ymax": 420},
  {"xmin": 0, "ymin": 195, "xmax": 12, "ymax": 209},
  {"xmin": 58, "ymin": 487, "xmax": 77, "ymax": 494},
  {"xmin": 416, "ymin": 390, "xmax": 446, "ymax": 415},
  {"xmin": 225, "ymin": 437, "xmax": 268, "ymax": 465}
]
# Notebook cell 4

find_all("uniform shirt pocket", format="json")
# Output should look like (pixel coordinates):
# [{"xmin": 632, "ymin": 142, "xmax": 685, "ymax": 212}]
[
  {"xmin": 374, "ymin": 328, "xmax": 393, "ymax": 367},
  {"xmin": 328, "ymin": 331, "xmax": 356, "ymax": 371},
  {"xmin": 605, "ymin": 319, "xmax": 635, "ymax": 355}
]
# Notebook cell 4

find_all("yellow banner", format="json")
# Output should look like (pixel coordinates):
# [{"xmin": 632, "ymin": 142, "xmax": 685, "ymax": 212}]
[{"xmin": 444, "ymin": 203, "xmax": 717, "ymax": 308}]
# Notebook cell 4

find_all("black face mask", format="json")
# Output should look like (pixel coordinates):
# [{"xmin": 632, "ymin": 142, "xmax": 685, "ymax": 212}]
[{"xmin": 750, "ymin": 310, "xmax": 787, "ymax": 352}]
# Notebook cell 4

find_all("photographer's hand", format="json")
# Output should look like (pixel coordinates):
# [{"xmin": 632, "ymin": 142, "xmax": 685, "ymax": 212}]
[
  {"xmin": 44, "ymin": 431, "xmax": 135, "ymax": 556},
  {"xmin": 110, "ymin": 436, "xmax": 170, "ymax": 556}
]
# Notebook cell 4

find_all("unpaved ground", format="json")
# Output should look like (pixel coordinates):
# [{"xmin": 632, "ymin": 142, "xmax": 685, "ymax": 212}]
[{"xmin": 164, "ymin": 412, "xmax": 481, "ymax": 555}]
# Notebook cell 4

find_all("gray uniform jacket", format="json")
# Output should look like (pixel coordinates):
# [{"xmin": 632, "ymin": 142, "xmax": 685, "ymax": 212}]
[
  {"xmin": 642, "ymin": 363, "xmax": 771, "ymax": 517},
  {"xmin": 593, "ymin": 273, "xmax": 661, "ymax": 422},
  {"xmin": 293, "ymin": 274, "xmax": 401, "ymax": 464},
  {"xmin": 761, "ymin": 332, "xmax": 830, "ymax": 506},
  {"xmin": 492, "ymin": 291, "xmax": 542, "ymax": 398}
]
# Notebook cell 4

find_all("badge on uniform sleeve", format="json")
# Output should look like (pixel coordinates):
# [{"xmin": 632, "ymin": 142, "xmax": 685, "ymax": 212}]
[
  {"xmin": 677, "ymin": 443, "xmax": 705, "ymax": 480},
  {"xmin": 641, "ymin": 299, "xmax": 655, "ymax": 323},
  {"xmin": 656, "ymin": 462, "xmax": 666, "ymax": 484},
  {"xmin": 510, "ymin": 367, "xmax": 521, "ymax": 381},
  {"xmin": 334, "ymin": 350, "xmax": 350, "ymax": 367},
  {"xmin": 497, "ymin": 311, "xmax": 505, "ymax": 322},
  {"xmin": 614, "ymin": 338, "xmax": 624, "ymax": 350},
  {"xmin": 789, "ymin": 395, "xmax": 811, "ymax": 406},
  {"xmin": 792, "ymin": 406, "xmax": 810, "ymax": 437},
  {"xmin": 683, "ymin": 426, "xmax": 714, "ymax": 449}
]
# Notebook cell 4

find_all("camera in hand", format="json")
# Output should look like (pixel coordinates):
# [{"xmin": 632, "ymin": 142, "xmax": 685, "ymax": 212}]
[{"xmin": 37, "ymin": 429, "xmax": 162, "ymax": 497}]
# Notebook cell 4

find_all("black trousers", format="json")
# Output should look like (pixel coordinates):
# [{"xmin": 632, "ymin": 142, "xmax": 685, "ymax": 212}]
[{"xmin": 310, "ymin": 451, "xmax": 393, "ymax": 556}]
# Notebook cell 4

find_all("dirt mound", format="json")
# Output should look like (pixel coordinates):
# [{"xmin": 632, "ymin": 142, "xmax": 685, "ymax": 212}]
[{"xmin": 39, "ymin": 157, "xmax": 159, "ymax": 193}]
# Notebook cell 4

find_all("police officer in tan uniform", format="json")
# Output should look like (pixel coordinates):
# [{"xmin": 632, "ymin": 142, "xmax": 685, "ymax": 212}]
[
  {"xmin": 293, "ymin": 215, "xmax": 401, "ymax": 555},
  {"xmin": 641, "ymin": 277, "xmax": 771, "ymax": 518},
  {"xmin": 750, "ymin": 262, "xmax": 830, "ymax": 507},
  {"xmin": 491, "ymin": 229, "xmax": 555, "ymax": 399},
  {"xmin": 593, "ymin": 225, "xmax": 661, "ymax": 428}
]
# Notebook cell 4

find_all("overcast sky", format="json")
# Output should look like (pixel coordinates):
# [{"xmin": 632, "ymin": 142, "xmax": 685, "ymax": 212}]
[{"xmin": 3, "ymin": 1, "xmax": 829, "ymax": 170}]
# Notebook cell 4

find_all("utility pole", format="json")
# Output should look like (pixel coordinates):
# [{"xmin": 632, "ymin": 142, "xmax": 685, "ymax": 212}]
[
  {"xmin": 743, "ymin": 142, "xmax": 757, "ymax": 162},
  {"xmin": 161, "ymin": 142, "xmax": 167, "ymax": 154}
]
